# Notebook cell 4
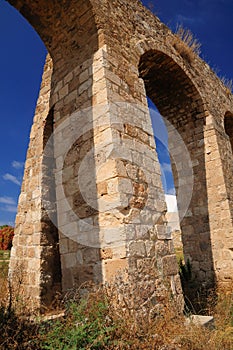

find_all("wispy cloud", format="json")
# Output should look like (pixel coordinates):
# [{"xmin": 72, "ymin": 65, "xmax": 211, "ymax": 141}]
[
  {"xmin": 166, "ymin": 187, "xmax": 176, "ymax": 196},
  {"xmin": 161, "ymin": 162, "xmax": 172, "ymax": 173},
  {"xmin": 3, "ymin": 173, "xmax": 21, "ymax": 186},
  {"xmin": 1, "ymin": 205, "xmax": 17, "ymax": 213},
  {"xmin": 12, "ymin": 160, "xmax": 24, "ymax": 169},
  {"xmin": 0, "ymin": 196, "xmax": 16, "ymax": 205},
  {"xmin": 4, "ymin": 205, "xmax": 18, "ymax": 213},
  {"xmin": 148, "ymin": 105, "xmax": 168, "ymax": 147},
  {"xmin": 176, "ymin": 14, "xmax": 203, "ymax": 25},
  {"xmin": 0, "ymin": 221, "xmax": 14, "ymax": 227}
]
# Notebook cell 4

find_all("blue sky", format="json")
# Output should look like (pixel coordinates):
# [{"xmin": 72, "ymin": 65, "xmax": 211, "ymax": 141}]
[{"xmin": 0, "ymin": 0, "xmax": 232, "ymax": 225}]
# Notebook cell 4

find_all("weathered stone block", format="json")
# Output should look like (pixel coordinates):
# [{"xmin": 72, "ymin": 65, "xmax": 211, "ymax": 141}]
[
  {"xmin": 162, "ymin": 255, "xmax": 179, "ymax": 276},
  {"xmin": 128, "ymin": 241, "xmax": 146, "ymax": 258},
  {"xmin": 104, "ymin": 258, "xmax": 128, "ymax": 281}
]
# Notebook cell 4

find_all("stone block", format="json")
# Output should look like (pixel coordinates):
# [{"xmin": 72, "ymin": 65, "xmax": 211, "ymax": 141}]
[
  {"xmin": 156, "ymin": 224, "xmax": 172, "ymax": 240},
  {"xmin": 62, "ymin": 252, "xmax": 77, "ymax": 269},
  {"xmin": 100, "ymin": 248, "xmax": 113, "ymax": 260},
  {"xmin": 162, "ymin": 255, "xmax": 179, "ymax": 276},
  {"xmin": 82, "ymin": 248, "xmax": 100, "ymax": 264},
  {"xmin": 104, "ymin": 258, "xmax": 128, "ymax": 281},
  {"xmin": 128, "ymin": 241, "xmax": 146, "ymax": 257}
]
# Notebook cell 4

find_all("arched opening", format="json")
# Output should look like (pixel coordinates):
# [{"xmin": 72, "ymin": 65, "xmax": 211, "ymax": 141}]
[
  {"xmin": 1, "ymin": 1, "xmax": 64, "ymax": 308},
  {"xmin": 224, "ymin": 112, "xmax": 233, "ymax": 150},
  {"xmin": 0, "ymin": 1, "xmax": 46, "ymax": 226},
  {"xmin": 222, "ymin": 111, "xmax": 233, "ymax": 222},
  {"xmin": 139, "ymin": 49, "xmax": 215, "ymax": 306},
  {"xmin": 147, "ymin": 98, "xmax": 182, "ymax": 249}
]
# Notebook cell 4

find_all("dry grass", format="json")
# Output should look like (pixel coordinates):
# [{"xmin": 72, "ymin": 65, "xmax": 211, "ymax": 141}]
[
  {"xmin": 172, "ymin": 24, "xmax": 201, "ymax": 64},
  {"xmin": 220, "ymin": 76, "xmax": 233, "ymax": 95},
  {"xmin": 0, "ymin": 260, "xmax": 233, "ymax": 349}
]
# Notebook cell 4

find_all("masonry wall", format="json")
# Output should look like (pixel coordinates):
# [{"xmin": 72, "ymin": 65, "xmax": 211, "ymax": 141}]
[{"xmin": 8, "ymin": 0, "xmax": 233, "ymax": 310}]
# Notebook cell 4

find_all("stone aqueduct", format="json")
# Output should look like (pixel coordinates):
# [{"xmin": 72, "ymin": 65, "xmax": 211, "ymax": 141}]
[{"xmin": 7, "ymin": 0, "xmax": 233, "ymax": 309}]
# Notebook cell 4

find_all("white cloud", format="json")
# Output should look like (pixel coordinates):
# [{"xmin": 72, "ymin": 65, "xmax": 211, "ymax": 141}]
[
  {"xmin": 0, "ymin": 221, "xmax": 14, "ymax": 227},
  {"xmin": 3, "ymin": 173, "xmax": 21, "ymax": 186},
  {"xmin": 0, "ymin": 196, "xmax": 16, "ymax": 205},
  {"xmin": 12, "ymin": 161, "xmax": 24, "ymax": 169},
  {"xmin": 161, "ymin": 162, "xmax": 172, "ymax": 173},
  {"xmin": 176, "ymin": 14, "xmax": 202, "ymax": 25},
  {"xmin": 4, "ymin": 205, "xmax": 18, "ymax": 213},
  {"xmin": 165, "ymin": 194, "xmax": 178, "ymax": 212}
]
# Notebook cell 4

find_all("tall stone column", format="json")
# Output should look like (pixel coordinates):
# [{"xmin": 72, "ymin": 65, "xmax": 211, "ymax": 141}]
[
  {"xmin": 50, "ymin": 44, "xmax": 183, "ymax": 306},
  {"xmin": 9, "ymin": 56, "xmax": 62, "ymax": 311},
  {"xmin": 204, "ymin": 113, "xmax": 233, "ymax": 287},
  {"xmin": 9, "ymin": 45, "xmax": 183, "ymax": 311}
]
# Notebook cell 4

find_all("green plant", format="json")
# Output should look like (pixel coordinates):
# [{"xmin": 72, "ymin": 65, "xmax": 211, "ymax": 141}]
[
  {"xmin": 39, "ymin": 292, "xmax": 115, "ymax": 349},
  {"xmin": 0, "ymin": 261, "xmax": 233, "ymax": 349},
  {"xmin": 179, "ymin": 258, "xmax": 192, "ymax": 282}
]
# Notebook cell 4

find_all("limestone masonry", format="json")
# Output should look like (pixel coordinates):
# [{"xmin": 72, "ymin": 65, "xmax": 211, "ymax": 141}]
[{"xmin": 7, "ymin": 0, "xmax": 233, "ymax": 311}]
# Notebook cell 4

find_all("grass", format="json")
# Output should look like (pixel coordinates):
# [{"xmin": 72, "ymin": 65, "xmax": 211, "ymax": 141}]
[
  {"xmin": 220, "ymin": 76, "xmax": 233, "ymax": 95},
  {"xmin": 172, "ymin": 24, "xmax": 232, "ymax": 95},
  {"xmin": 172, "ymin": 24, "xmax": 201, "ymax": 64},
  {"xmin": 0, "ymin": 255, "xmax": 233, "ymax": 349}
]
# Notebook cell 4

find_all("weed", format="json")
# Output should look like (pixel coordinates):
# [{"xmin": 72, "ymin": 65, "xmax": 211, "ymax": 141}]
[
  {"xmin": 39, "ymin": 291, "xmax": 115, "ymax": 350},
  {"xmin": 0, "ymin": 261, "xmax": 233, "ymax": 349},
  {"xmin": 172, "ymin": 24, "xmax": 201, "ymax": 64},
  {"xmin": 220, "ymin": 76, "xmax": 233, "ymax": 95}
]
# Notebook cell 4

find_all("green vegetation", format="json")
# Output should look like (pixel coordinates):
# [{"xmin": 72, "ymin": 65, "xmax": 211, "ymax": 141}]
[
  {"xmin": 0, "ymin": 271, "xmax": 232, "ymax": 349},
  {"xmin": 39, "ymin": 296, "xmax": 115, "ymax": 350},
  {"xmin": 0, "ymin": 245, "xmax": 232, "ymax": 349}
]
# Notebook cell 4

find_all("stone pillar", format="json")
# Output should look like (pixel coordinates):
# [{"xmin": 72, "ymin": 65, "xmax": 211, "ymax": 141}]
[
  {"xmin": 204, "ymin": 113, "xmax": 233, "ymax": 287},
  {"xmin": 138, "ymin": 49, "xmax": 217, "ymax": 289},
  {"xmin": 10, "ymin": 44, "xmax": 183, "ymax": 310},
  {"xmin": 49, "ymin": 45, "xmax": 183, "ymax": 306},
  {"xmin": 9, "ymin": 55, "xmax": 62, "ymax": 311},
  {"xmin": 8, "ymin": 0, "xmax": 186, "ymax": 310}
]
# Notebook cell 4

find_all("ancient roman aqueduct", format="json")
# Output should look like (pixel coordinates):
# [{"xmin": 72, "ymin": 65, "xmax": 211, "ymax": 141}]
[{"xmin": 7, "ymin": 0, "xmax": 233, "ymax": 310}]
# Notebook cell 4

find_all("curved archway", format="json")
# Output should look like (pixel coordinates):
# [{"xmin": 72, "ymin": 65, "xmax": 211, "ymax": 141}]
[
  {"xmin": 139, "ymin": 49, "xmax": 215, "ymax": 295},
  {"xmin": 224, "ymin": 112, "xmax": 233, "ymax": 150},
  {"xmin": 0, "ymin": 1, "xmax": 46, "ymax": 225},
  {"xmin": 1, "ymin": 7, "xmax": 65, "ymax": 311}
]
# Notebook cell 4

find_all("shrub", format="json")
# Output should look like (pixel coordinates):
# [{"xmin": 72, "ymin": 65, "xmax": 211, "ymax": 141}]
[
  {"xmin": 0, "ymin": 226, "xmax": 14, "ymax": 250},
  {"xmin": 39, "ymin": 291, "xmax": 115, "ymax": 350},
  {"xmin": 0, "ymin": 265, "xmax": 233, "ymax": 349}
]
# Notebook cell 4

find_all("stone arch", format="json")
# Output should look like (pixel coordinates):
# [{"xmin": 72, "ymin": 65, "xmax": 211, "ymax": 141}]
[
  {"xmin": 138, "ymin": 49, "xmax": 216, "ymax": 290},
  {"xmin": 7, "ymin": 0, "xmax": 233, "ymax": 311},
  {"xmin": 135, "ymin": 39, "xmax": 203, "ymax": 101},
  {"xmin": 7, "ymin": 1, "xmax": 100, "ymax": 83}
]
